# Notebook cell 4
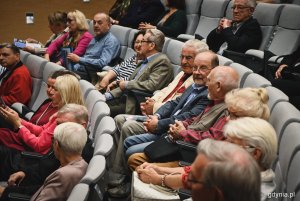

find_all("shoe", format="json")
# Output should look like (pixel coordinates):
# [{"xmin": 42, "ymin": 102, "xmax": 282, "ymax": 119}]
[
  {"xmin": 108, "ymin": 171, "xmax": 126, "ymax": 187},
  {"xmin": 108, "ymin": 182, "xmax": 131, "ymax": 198}
]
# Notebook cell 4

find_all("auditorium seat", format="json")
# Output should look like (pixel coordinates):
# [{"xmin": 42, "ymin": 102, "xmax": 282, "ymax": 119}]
[
  {"xmin": 93, "ymin": 133, "xmax": 114, "ymax": 157},
  {"xmin": 79, "ymin": 79, "xmax": 96, "ymax": 100},
  {"xmin": 185, "ymin": 0, "xmax": 203, "ymax": 35},
  {"xmin": 20, "ymin": 50, "xmax": 30, "ymax": 63},
  {"xmin": 67, "ymin": 183, "xmax": 89, "ymax": 201},
  {"xmin": 92, "ymin": 116, "xmax": 117, "ymax": 141},
  {"xmin": 217, "ymin": 54, "xmax": 233, "ymax": 66},
  {"xmin": 266, "ymin": 86, "xmax": 289, "ymax": 113},
  {"xmin": 163, "ymin": 38, "xmax": 184, "ymax": 76},
  {"xmin": 242, "ymin": 73, "xmax": 271, "ymax": 88},
  {"xmin": 124, "ymin": 28, "xmax": 139, "ymax": 60},
  {"xmin": 229, "ymin": 63, "xmax": 253, "ymax": 87},
  {"xmin": 110, "ymin": 25, "xmax": 132, "ymax": 60}
]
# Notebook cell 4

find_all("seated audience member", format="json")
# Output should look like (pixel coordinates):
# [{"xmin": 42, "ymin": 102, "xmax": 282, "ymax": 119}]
[
  {"xmin": 45, "ymin": 10, "xmax": 93, "ymax": 67},
  {"xmin": 105, "ymin": 29, "xmax": 174, "ymax": 117},
  {"xmin": 96, "ymin": 30, "xmax": 145, "ymax": 92},
  {"xmin": 224, "ymin": 117, "xmax": 277, "ymax": 200},
  {"xmin": 0, "ymin": 74, "xmax": 84, "ymax": 155},
  {"xmin": 138, "ymin": 0, "xmax": 187, "ymax": 38},
  {"xmin": 271, "ymin": 45, "xmax": 300, "ymax": 109},
  {"xmin": 69, "ymin": 12, "xmax": 121, "ymax": 84},
  {"xmin": 107, "ymin": 50, "xmax": 216, "ymax": 198},
  {"xmin": 0, "ymin": 104, "xmax": 89, "ymax": 200},
  {"xmin": 23, "ymin": 11, "xmax": 68, "ymax": 55},
  {"xmin": 0, "ymin": 43, "xmax": 32, "ymax": 107},
  {"xmin": 110, "ymin": 0, "xmax": 165, "ymax": 29},
  {"xmin": 187, "ymin": 139, "xmax": 260, "ymax": 201},
  {"xmin": 206, "ymin": 0, "xmax": 262, "ymax": 54}
]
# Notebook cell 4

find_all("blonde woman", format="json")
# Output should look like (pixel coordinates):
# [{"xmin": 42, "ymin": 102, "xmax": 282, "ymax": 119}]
[{"xmin": 45, "ymin": 10, "xmax": 93, "ymax": 67}]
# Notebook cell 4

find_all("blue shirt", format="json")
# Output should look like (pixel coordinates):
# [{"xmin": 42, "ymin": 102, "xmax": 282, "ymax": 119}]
[{"xmin": 75, "ymin": 32, "xmax": 121, "ymax": 71}]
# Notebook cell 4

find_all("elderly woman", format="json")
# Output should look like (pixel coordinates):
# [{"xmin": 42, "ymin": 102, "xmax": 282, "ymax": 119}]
[
  {"xmin": 0, "ymin": 74, "xmax": 84, "ymax": 154},
  {"xmin": 136, "ymin": 117, "xmax": 277, "ymax": 201},
  {"xmin": 45, "ymin": 10, "xmax": 93, "ymax": 67},
  {"xmin": 134, "ymin": 87, "xmax": 272, "ymax": 189},
  {"xmin": 138, "ymin": 0, "xmax": 187, "ymax": 38},
  {"xmin": 96, "ymin": 30, "xmax": 145, "ymax": 92}
]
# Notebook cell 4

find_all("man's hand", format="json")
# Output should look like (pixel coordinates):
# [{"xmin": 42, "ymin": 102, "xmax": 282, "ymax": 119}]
[
  {"xmin": 0, "ymin": 107, "xmax": 22, "ymax": 130},
  {"xmin": 7, "ymin": 171, "xmax": 26, "ymax": 186},
  {"xmin": 67, "ymin": 53, "xmax": 80, "ymax": 63},
  {"xmin": 168, "ymin": 120, "xmax": 185, "ymax": 141},
  {"xmin": 143, "ymin": 115, "xmax": 158, "ymax": 133},
  {"xmin": 140, "ymin": 97, "xmax": 155, "ymax": 115}
]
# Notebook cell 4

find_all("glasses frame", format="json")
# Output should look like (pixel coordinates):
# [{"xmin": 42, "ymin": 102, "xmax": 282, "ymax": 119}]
[{"xmin": 192, "ymin": 66, "xmax": 212, "ymax": 73}]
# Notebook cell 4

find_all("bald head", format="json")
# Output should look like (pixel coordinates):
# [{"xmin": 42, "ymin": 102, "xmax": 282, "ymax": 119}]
[{"xmin": 206, "ymin": 66, "xmax": 239, "ymax": 101}]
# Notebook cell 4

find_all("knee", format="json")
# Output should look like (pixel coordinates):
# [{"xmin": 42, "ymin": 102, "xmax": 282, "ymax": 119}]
[{"xmin": 114, "ymin": 114, "xmax": 127, "ymax": 131}]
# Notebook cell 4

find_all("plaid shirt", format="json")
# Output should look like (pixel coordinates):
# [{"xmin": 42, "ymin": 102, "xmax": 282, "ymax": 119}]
[{"xmin": 179, "ymin": 102, "xmax": 227, "ymax": 144}]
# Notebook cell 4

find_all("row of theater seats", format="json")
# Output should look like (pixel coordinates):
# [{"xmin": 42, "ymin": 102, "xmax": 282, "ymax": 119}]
[
  {"xmin": 19, "ymin": 50, "xmax": 117, "ymax": 201},
  {"xmin": 19, "ymin": 19, "xmax": 300, "ymax": 199}
]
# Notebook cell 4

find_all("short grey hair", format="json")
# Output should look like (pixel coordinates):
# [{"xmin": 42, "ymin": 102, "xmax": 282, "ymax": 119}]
[
  {"xmin": 224, "ymin": 117, "xmax": 277, "ymax": 170},
  {"xmin": 211, "ymin": 66, "xmax": 240, "ymax": 94},
  {"xmin": 234, "ymin": 0, "xmax": 257, "ymax": 8},
  {"xmin": 54, "ymin": 122, "xmax": 87, "ymax": 155},
  {"xmin": 146, "ymin": 29, "xmax": 165, "ymax": 52},
  {"xmin": 183, "ymin": 39, "xmax": 209, "ymax": 54},
  {"xmin": 197, "ymin": 139, "xmax": 261, "ymax": 201},
  {"xmin": 57, "ymin": 104, "xmax": 88, "ymax": 124}
]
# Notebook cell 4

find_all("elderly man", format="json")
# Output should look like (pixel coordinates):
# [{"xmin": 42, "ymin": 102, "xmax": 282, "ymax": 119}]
[
  {"xmin": 127, "ymin": 66, "xmax": 240, "ymax": 169},
  {"xmin": 105, "ymin": 29, "xmax": 174, "ymax": 117},
  {"xmin": 187, "ymin": 139, "xmax": 260, "ymax": 201},
  {"xmin": 206, "ymin": 0, "xmax": 262, "ymax": 54},
  {"xmin": 68, "ymin": 12, "xmax": 121, "ymax": 83},
  {"xmin": 0, "ymin": 104, "xmax": 89, "ymax": 200},
  {"xmin": 0, "ymin": 43, "xmax": 32, "ymax": 106},
  {"xmin": 107, "ymin": 51, "xmax": 219, "ymax": 198}
]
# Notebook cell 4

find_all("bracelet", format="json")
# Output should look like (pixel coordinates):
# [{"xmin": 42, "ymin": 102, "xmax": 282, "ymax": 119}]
[{"xmin": 161, "ymin": 174, "xmax": 167, "ymax": 187}]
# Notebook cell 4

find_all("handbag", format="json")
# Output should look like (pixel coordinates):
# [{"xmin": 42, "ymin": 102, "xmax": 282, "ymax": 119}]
[
  {"xmin": 144, "ymin": 135, "xmax": 179, "ymax": 162},
  {"xmin": 131, "ymin": 172, "xmax": 180, "ymax": 201}
]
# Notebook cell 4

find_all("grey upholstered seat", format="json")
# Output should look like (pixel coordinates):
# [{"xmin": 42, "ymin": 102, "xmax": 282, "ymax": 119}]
[
  {"xmin": 124, "ymin": 29, "xmax": 139, "ymax": 60},
  {"xmin": 93, "ymin": 133, "xmax": 114, "ymax": 157},
  {"xmin": 242, "ymin": 73, "xmax": 271, "ymax": 88},
  {"xmin": 163, "ymin": 38, "xmax": 184, "ymax": 76},
  {"xmin": 79, "ymin": 79, "xmax": 96, "ymax": 100},
  {"xmin": 67, "ymin": 183, "xmax": 89, "ymax": 201},
  {"xmin": 185, "ymin": 0, "xmax": 203, "ymax": 35},
  {"xmin": 229, "ymin": 63, "xmax": 253, "ymax": 87},
  {"xmin": 266, "ymin": 86, "xmax": 289, "ymax": 113},
  {"xmin": 110, "ymin": 25, "xmax": 132, "ymax": 60},
  {"xmin": 217, "ymin": 54, "xmax": 233, "ymax": 66}
]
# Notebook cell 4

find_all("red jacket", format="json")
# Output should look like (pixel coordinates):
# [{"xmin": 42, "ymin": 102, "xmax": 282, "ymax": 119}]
[{"xmin": 0, "ymin": 64, "xmax": 32, "ymax": 106}]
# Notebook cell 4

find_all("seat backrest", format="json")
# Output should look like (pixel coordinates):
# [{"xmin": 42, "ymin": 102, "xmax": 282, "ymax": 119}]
[
  {"xmin": 93, "ymin": 133, "xmax": 114, "ymax": 157},
  {"xmin": 242, "ymin": 73, "xmax": 271, "ymax": 88},
  {"xmin": 92, "ymin": 116, "xmax": 116, "ymax": 141},
  {"xmin": 164, "ymin": 38, "xmax": 184, "ymax": 76},
  {"xmin": 267, "ymin": 4, "xmax": 300, "ymax": 56},
  {"xmin": 253, "ymin": 3, "xmax": 284, "ymax": 50},
  {"xmin": 67, "ymin": 183, "xmax": 89, "ymax": 201},
  {"xmin": 20, "ymin": 50, "xmax": 30, "ymax": 63},
  {"xmin": 124, "ymin": 29, "xmax": 139, "ymax": 60},
  {"xmin": 85, "ymin": 90, "xmax": 105, "ymax": 117},
  {"xmin": 229, "ymin": 63, "xmax": 253, "ymax": 87},
  {"xmin": 80, "ymin": 155, "xmax": 106, "ymax": 185},
  {"xmin": 86, "ymin": 19, "xmax": 95, "ymax": 36},
  {"xmin": 269, "ymin": 101, "xmax": 300, "ymax": 143},
  {"xmin": 79, "ymin": 80, "xmax": 96, "ymax": 101},
  {"xmin": 110, "ymin": 25, "xmax": 132, "ymax": 60},
  {"xmin": 24, "ymin": 54, "xmax": 48, "ymax": 110},
  {"xmin": 286, "ymin": 150, "xmax": 300, "ymax": 200},
  {"xmin": 266, "ymin": 86, "xmax": 289, "ymax": 113},
  {"xmin": 88, "ymin": 101, "xmax": 110, "ymax": 139},
  {"xmin": 194, "ymin": 0, "xmax": 230, "ymax": 39},
  {"xmin": 278, "ymin": 122, "xmax": 300, "ymax": 189},
  {"xmin": 217, "ymin": 54, "xmax": 233, "ymax": 66},
  {"xmin": 185, "ymin": 0, "xmax": 203, "ymax": 35}
]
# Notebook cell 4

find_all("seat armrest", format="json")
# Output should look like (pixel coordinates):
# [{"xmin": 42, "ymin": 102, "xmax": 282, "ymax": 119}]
[
  {"xmin": 21, "ymin": 151, "xmax": 45, "ymax": 159},
  {"xmin": 175, "ymin": 140, "xmax": 197, "ymax": 150},
  {"xmin": 177, "ymin": 34, "xmax": 195, "ymax": 42},
  {"xmin": 245, "ymin": 49, "xmax": 264, "ymax": 59},
  {"xmin": 8, "ymin": 193, "xmax": 31, "ymax": 201},
  {"xmin": 93, "ymin": 134, "xmax": 114, "ymax": 157}
]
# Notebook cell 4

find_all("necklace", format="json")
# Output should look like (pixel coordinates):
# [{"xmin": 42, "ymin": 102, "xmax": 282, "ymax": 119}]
[{"xmin": 35, "ymin": 102, "xmax": 56, "ymax": 125}]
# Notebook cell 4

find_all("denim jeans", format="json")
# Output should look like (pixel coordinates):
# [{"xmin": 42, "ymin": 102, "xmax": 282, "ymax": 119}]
[{"xmin": 124, "ymin": 133, "xmax": 160, "ymax": 158}]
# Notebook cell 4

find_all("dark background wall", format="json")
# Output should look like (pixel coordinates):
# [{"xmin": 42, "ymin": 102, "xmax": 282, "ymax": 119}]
[{"xmin": 0, "ymin": 0, "xmax": 115, "ymax": 43}]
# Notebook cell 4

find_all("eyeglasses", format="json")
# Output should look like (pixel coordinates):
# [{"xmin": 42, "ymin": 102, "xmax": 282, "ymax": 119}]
[
  {"xmin": 186, "ymin": 172, "xmax": 208, "ymax": 186},
  {"xmin": 193, "ymin": 66, "xmax": 212, "ymax": 73},
  {"xmin": 231, "ymin": 5, "xmax": 251, "ymax": 10},
  {"xmin": 134, "ymin": 40, "xmax": 142, "ymax": 44},
  {"xmin": 141, "ymin": 40, "xmax": 153, "ymax": 44}
]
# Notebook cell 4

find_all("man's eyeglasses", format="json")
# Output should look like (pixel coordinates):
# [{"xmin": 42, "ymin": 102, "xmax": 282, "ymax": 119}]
[
  {"xmin": 141, "ymin": 40, "xmax": 153, "ymax": 44},
  {"xmin": 180, "ymin": 55, "xmax": 194, "ymax": 61},
  {"xmin": 231, "ymin": 5, "xmax": 251, "ymax": 10},
  {"xmin": 192, "ymin": 66, "xmax": 212, "ymax": 73}
]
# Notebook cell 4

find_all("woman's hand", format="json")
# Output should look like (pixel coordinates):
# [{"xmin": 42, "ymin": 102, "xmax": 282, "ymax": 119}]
[
  {"xmin": 275, "ymin": 64, "xmax": 288, "ymax": 79},
  {"xmin": 138, "ymin": 22, "xmax": 156, "ymax": 30},
  {"xmin": 0, "ymin": 107, "xmax": 22, "ymax": 130}
]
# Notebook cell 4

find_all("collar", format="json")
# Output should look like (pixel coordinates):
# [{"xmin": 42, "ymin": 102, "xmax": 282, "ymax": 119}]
[
  {"xmin": 95, "ymin": 32, "xmax": 109, "ymax": 41},
  {"xmin": 192, "ymin": 83, "xmax": 205, "ymax": 90},
  {"xmin": 146, "ymin": 52, "xmax": 159, "ymax": 63}
]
